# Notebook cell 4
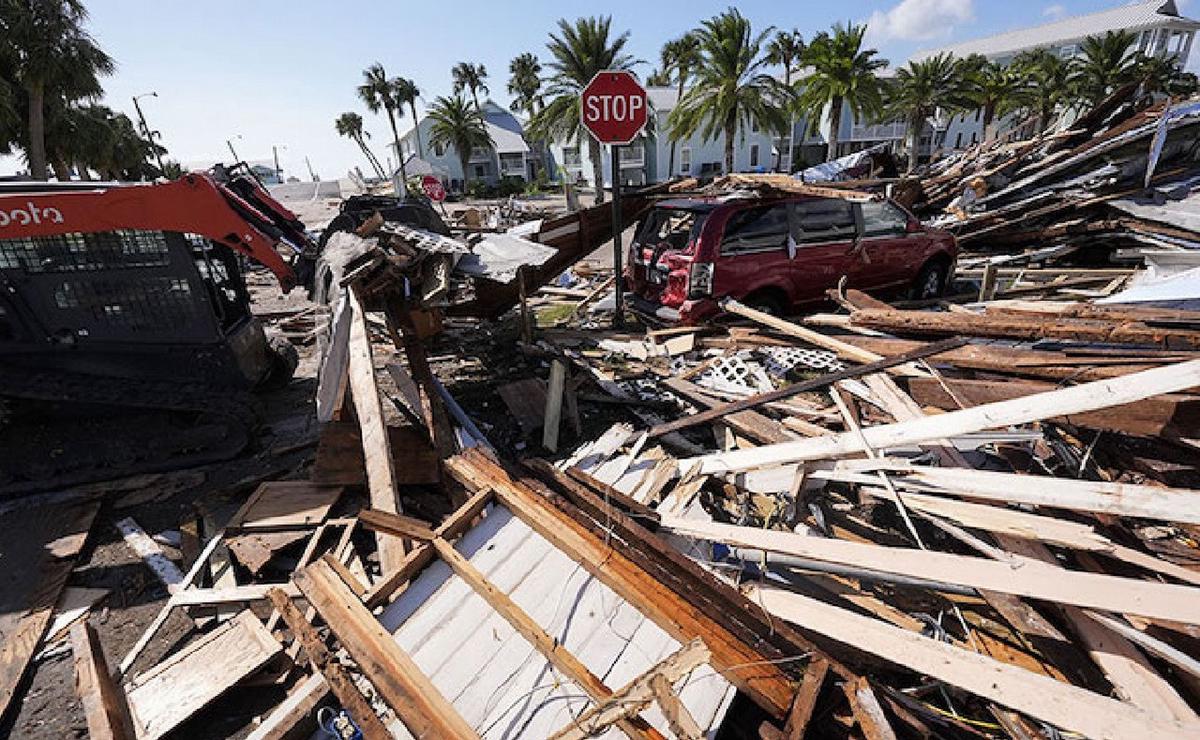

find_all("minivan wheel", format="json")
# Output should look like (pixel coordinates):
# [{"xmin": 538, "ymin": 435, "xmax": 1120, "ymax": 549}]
[
  {"xmin": 743, "ymin": 292, "xmax": 787, "ymax": 317},
  {"xmin": 911, "ymin": 261, "xmax": 948, "ymax": 300}
]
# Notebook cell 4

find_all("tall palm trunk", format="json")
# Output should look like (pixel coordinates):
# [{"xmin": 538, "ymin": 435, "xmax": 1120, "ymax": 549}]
[
  {"xmin": 52, "ymin": 158, "xmax": 71, "ymax": 182},
  {"xmin": 668, "ymin": 74, "xmax": 685, "ymax": 177},
  {"xmin": 723, "ymin": 120, "xmax": 735, "ymax": 174},
  {"xmin": 982, "ymin": 104, "xmax": 996, "ymax": 142},
  {"xmin": 386, "ymin": 106, "xmax": 408, "ymax": 184},
  {"xmin": 356, "ymin": 135, "xmax": 386, "ymax": 179},
  {"xmin": 26, "ymin": 81, "xmax": 47, "ymax": 180},
  {"xmin": 589, "ymin": 138, "xmax": 605, "ymax": 204},
  {"xmin": 409, "ymin": 100, "xmax": 424, "ymax": 158},
  {"xmin": 774, "ymin": 69, "xmax": 792, "ymax": 172},
  {"xmin": 907, "ymin": 112, "xmax": 922, "ymax": 174},
  {"xmin": 826, "ymin": 96, "xmax": 843, "ymax": 162},
  {"xmin": 458, "ymin": 152, "xmax": 470, "ymax": 190}
]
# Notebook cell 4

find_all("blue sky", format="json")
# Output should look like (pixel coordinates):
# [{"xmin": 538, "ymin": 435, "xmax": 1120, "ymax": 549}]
[{"xmin": 3, "ymin": 0, "xmax": 1197, "ymax": 178}]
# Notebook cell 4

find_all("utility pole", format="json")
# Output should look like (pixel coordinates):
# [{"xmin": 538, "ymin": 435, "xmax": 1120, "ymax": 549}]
[
  {"xmin": 305, "ymin": 156, "xmax": 318, "ymax": 182},
  {"xmin": 132, "ymin": 92, "xmax": 166, "ymax": 176},
  {"xmin": 226, "ymin": 135, "xmax": 242, "ymax": 162},
  {"xmin": 272, "ymin": 144, "xmax": 286, "ymax": 182}
]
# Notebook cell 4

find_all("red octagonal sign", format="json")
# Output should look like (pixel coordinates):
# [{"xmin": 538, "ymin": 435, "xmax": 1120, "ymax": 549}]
[{"xmin": 580, "ymin": 70, "xmax": 648, "ymax": 146}]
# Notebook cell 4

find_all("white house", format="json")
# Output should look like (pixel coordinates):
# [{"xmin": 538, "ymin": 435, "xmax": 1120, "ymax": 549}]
[
  {"xmin": 394, "ymin": 100, "xmax": 533, "ymax": 190},
  {"xmin": 914, "ymin": 0, "xmax": 1200, "ymax": 155}
]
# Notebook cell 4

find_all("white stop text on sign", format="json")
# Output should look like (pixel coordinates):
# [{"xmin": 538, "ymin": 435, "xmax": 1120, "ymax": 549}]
[{"xmin": 584, "ymin": 94, "xmax": 645, "ymax": 123}]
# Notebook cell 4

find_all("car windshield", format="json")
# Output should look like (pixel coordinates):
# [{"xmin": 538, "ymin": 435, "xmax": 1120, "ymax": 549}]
[{"xmin": 636, "ymin": 208, "xmax": 706, "ymax": 253}]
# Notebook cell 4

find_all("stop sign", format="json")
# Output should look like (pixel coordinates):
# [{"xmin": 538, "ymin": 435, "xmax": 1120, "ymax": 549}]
[
  {"xmin": 421, "ymin": 174, "xmax": 445, "ymax": 202},
  {"xmin": 580, "ymin": 70, "xmax": 648, "ymax": 145}
]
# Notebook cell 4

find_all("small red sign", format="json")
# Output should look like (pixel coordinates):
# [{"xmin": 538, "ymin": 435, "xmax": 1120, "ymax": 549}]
[
  {"xmin": 421, "ymin": 175, "xmax": 446, "ymax": 202},
  {"xmin": 580, "ymin": 70, "xmax": 648, "ymax": 146}
]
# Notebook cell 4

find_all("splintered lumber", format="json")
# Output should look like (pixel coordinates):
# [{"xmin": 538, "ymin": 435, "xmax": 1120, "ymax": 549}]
[
  {"xmin": 265, "ymin": 589, "xmax": 391, "ymax": 740},
  {"xmin": 906, "ymin": 376, "xmax": 1199, "ymax": 438},
  {"xmin": 820, "ymin": 460, "xmax": 1200, "ymax": 524},
  {"xmin": 293, "ymin": 559, "xmax": 479, "ymax": 739},
  {"xmin": 662, "ymin": 378, "xmax": 793, "ymax": 444},
  {"xmin": 364, "ymin": 507, "xmax": 662, "ymax": 740},
  {"xmin": 447, "ymin": 448, "xmax": 823, "ymax": 718},
  {"xmin": 649, "ymin": 674, "xmax": 704, "ymax": 740},
  {"xmin": 0, "ymin": 500, "xmax": 98, "ymax": 722},
  {"xmin": 546, "ymin": 639, "xmax": 711, "ymax": 740},
  {"xmin": 647, "ymin": 337, "xmax": 965, "ymax": 439},
  {"xmin": 685, "ymin": 358, "xmax": 1200, "ymax": 476},
  {"xmin": 850, "ymin": 307, "xmax": 1200, "ymax": 349},
  {"xmin": 721, "ymin": 297, "xmax": 927, "ymax": 375},
  {"xmin": 114, "ymin": 517, "xmax": 184, "ymax": 593},
  {"xmin": 543, "ymin": 359, "xmax": 567, "ymax": 452},
  {"xmin": 124, "ymin": 611, "xmax": 282, "ymax": 740},
  {"xmin": 70, "ymin": 622, "xmax": 135, "ymax": 740},
  {"xmin": 842, "ymin": 676, "xmax": 898, "ymax": 740},
  {"xmin": 782, "ymin": 658, "xmax": 829, "ymax": 738},
  {"xmin": 659, "ymin": 517, "xmax": 1200, "ymax": 625},
  {"xmin": 347, "ymin": 288, "xmax": 406, "ymax": 574},
  {"xmin": 751, "ymin": 584, "xmax": 1200, "ymax": 740}
]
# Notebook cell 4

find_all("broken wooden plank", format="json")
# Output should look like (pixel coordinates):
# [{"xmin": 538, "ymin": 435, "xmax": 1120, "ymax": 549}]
[
  {"xmin": 227, "ymin": 482, "xmax": 344, "ymax": 531},
  {"xmin": 843, "ymin": 676, "xmax": 898, "ymax": 740},
  {"xmin": 114, "ymin": 517, "xmax": 183, "ymax": 593},
  {"xmin": 348, "ymin": 288, "xmax": 407, "ymax": 576},
  {"xmin": 265, "ymin": 589, "xmax": 391, "ymax": 740},
  {"xmin": 659, "ymin": 517, "xmax": 1200, "ymax": 625},
  {"xmin": 293, "ymin": 559, "xmax": 479, "ymax": 739},
  {"xmin": 70, "ymin": 621, "xmax": 135, "ymax": 740},
  {"xmin": 649, "ymin": 674, "xmax": 704, "ymax": 740},
  {"xmin": 543, "ymin": 359, "xmax": 568, "ymax": 452},
  {"xmin": 751, "ymin": 584, "xmax": 1200, "ymax": 740},
  {"xmin": 686, "ymin": 358, "xmax": 1200, "ymax": 476},
  {"xmin": 125, "ymin": 611, "xmax": 282, "ymax": 740},
  {"xmin": 782, "ymin": 658, "xmax": 829, "ymax": 739},
  {"xmin": 0, "ymin": 501, "xmax": 98, "ymax": 722}
]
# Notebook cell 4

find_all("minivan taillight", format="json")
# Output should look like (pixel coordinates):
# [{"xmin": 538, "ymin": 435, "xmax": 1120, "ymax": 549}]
[{"xmin": 688, "ymin": 262, "xmax": 714, "ymax": 299}]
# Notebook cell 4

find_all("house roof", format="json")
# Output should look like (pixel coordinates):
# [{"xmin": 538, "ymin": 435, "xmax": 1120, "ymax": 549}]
[
  {"xmin": 911, "ymin": 0, "xmax": 1199, "ymax": 62},
  {"xmin": 487, "ymin": 120, "xmax": 529, "ymax": 154}
]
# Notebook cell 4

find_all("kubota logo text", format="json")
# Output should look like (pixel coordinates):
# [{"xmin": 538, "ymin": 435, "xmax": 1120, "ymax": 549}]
[{"xmin": 0, "ymin": 202, "xmax": 65, "ymax": 228}]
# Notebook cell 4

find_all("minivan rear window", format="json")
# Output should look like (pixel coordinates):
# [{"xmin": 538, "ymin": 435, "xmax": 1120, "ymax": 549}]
[{"xmin": 636, "ymin": 208, "xmax": 707, "ymax": 253}]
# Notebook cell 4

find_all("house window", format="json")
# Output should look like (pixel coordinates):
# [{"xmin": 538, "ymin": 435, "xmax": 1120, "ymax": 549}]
[
  {"xmin": 975, "ymin": 108, "xmax": 981, "ymax": 122},
  {"xmin": 562, "ymin": 146, "xmax": 581, "ymax": 169},
  {"xmin": 680, "ymin": 146, "xmax": 691, "ymax": 174},
  {"xmin": 955, "ymin": 132, "xmax": 963, "ymax": 148},
  {"xmin": 750, "ymin": 144, "xmax": 760, "ymax": 168},
  {"xmin": 499, "ymin": 153, "xmax": 524, "ymax": 174},
  {"xmin": 473, "ymin": 164, "xmax": 486, "ymax": 178},
  {"xmin": 970, "ymin": 131, "xmax": 978, "ymax": 144},
  {"xmin": 433, "ymin": 142, "xmax": 445, "ymax": 157},
  {"xmin": 751, "ymin": 117, "xmax": 759, "ymax": 133},
  {"xmin": 1059, "ymin": 44, "xmax": 1077, "ymax": 58}
]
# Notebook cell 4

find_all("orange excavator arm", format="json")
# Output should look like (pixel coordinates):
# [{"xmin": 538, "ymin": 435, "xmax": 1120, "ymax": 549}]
[{"xmin": 0, "ymin": 172, "xmax": 309, "ymax": 290}]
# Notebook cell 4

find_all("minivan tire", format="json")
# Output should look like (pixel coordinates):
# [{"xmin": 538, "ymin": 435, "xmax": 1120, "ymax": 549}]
[
  {"xmin": 911, "ymin": 260, "xmax": 948, "ymax": 300},
  {"xmin": 743, "ymin": 291, "xmax": 788, "ymax": 317}
]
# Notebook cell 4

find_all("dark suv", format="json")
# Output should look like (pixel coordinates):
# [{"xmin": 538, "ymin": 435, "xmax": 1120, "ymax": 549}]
[{"xmin": 626, "ymin": 194, "xmax": 957, "ymax": 323}]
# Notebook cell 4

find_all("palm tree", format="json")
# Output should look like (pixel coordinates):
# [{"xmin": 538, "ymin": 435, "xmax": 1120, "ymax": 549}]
[
  {"xmin": 2, "ymin": 0, "xmax": 114, "ymax": 180},
  {"xmin": 764, "ymin": 29, "xmax": 804, "ymax": 172},
  {"xmin": 451, "ymin": 62, "xmax": 489, "ymax": 110},
  {"xmin": 1070, "ymin": 30, "xmax": 1141, "ymax": 109},
  {"xmin": 508, "ymin": 53, "xmax": 543, "ymax": 116},
  {"xmin": 796, "ymin": 23, "xmax": 886, "ymax": 162},
  {"xmin": 427, "ymin": 94, "xmax": 493, "ymax": 191},
  {"xmin": 1136, "ymin": 55, "xmax": 1200, "ymax": 100},
  {"xmin": 884, "ymin": 54, "xmax": 973, "ymax": 172},
  {"xmin": 358, "ymin": 63, "xmax": 409, "ymax": 183},
  {"xmin": 660, "ymin": 33, "xmax": 701, "ymax": 178},
  {"xmin": 394, "ymin": 78, "xmax": 423, "ymax": 158},
  {"xmin": 669, "ymin": 10, "xmax": 787, "ymax": 175},
  {"xmin": 644, "ymin": 68, "xmax": 671, "ymax": 86},
  {"xmin": 967, "ymin": 60, "xmax": 1029, "ymax": 141},
  {"xmin": 527, "ymin": 16, "xmax": 635, "ymax": 204},
  {"xmin": 1012, "ymin": 49, "xmax": 1072, "ymax": 134},
  {"xmin": 335, "ymin": 112, "xmax": 386, "ymax": 179}
]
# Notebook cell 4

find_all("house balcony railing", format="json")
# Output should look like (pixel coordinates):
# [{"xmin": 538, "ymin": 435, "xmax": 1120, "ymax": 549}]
[
  {"xmin": 499, "ymin": 157, "xmax": 526, "ymax": 175},
  {"xmin": 469, "ymin": 147, "xmax": 492, "ymax": 163},
  {"xmin": 847, "ymin": 121, "xmax": 906, "ymax": 142},
  {"xmin": 618, "ymin": 146, "xmax": 644, "ymax": 168}
]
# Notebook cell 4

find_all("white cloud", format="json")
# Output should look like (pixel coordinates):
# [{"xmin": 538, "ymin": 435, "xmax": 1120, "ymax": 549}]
[
  {"xmin": 866, "ymin": 0, "xmax": 975, "ymax": 43},
  {"xmin": 1043, "ymin": 4, "xmax": 1067, "ymax": 20}
]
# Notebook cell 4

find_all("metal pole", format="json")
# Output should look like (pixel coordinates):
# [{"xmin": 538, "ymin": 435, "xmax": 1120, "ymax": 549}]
[
  {"xmin": 611, "ymin": 144, "xmax": 624, "ymax": 328},
  {"xmin": 226, "ymin": 138, "xmax": 241, "ymax": 162},
  {"xmin": 132, "ymin": 94, "xmax": 166, "ymax": 176},
  {"xmin": 272, "ymin": 146, "xmax": 282, "ymax": 181}
]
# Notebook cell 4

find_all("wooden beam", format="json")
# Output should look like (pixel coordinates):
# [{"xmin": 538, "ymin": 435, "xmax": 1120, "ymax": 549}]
[
  {"xmin": 266, "ymin": 589, "xmax": 391, "ymax": 740},
  {"xmin": 543, "ymin": 359, "xmax": 567, "ymax": 452},
  {"xmin": 547, "ymin": 639, "xmax": 711, "ymax": 740},
  {"xmin": 70, "ymin": 622, "xmax": 135, "ymax": 740},
  {"xmin": 346, "ymin": 288, "xmax": 407, "ymax": 575},
  {"xmin": 649, "ymin": 674, "xmax": 704, "ymax": 740},
  {"xmin": 686, "ymin": 358, "xmax": 1200, "ymax": 476},
  {"xmin": 658, "ymin": 517, "xmax": 1200, "ymax": 625},
  {"xmin": 782, "ymin": 658, "xmax": 829, "ymax": 739},
  {"xmin": 751, "ymin": 584, "xmax": 1200, "ymax": 740},
  {"xmin": 293, "ymin": 559, "xmax": 479, "ymax": 739},
  {"xmin": 842, "ymin": 676, "xmax": 898, "ymax": 740},
  {"xmin": 358, "ymin": 509, "xmax": 437, "ymax": 542},
  {"xmin": 647, "ymin": 337, "xmax": 965, "ymax": 439}
]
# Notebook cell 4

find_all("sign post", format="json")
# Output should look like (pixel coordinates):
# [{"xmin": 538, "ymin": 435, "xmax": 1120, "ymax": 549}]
[{"xmin": 580, "ymin": 70, "xmax": 648, "ymax": 328}]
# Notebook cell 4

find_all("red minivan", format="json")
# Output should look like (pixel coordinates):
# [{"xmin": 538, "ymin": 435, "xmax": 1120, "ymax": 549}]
[{"xmin": 626, "ymin": 195, "xmax": 958, "ymax": 324}]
